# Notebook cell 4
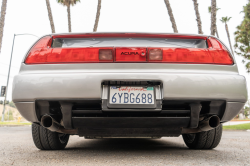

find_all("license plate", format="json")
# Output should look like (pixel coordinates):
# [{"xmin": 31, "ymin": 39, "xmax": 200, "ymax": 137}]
[{"xmin": 109, "ymin": 86, "xmax": 154, "ymax": 104}]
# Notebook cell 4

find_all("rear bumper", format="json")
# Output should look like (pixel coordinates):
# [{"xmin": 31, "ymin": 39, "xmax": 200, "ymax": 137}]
[
  {"xmin": 12, "ymin": 72, "xmax": 247, "ymax": 102},
  {"xmin": 13, "ymin": 72, "xmax": 247, "ymax": 126}
]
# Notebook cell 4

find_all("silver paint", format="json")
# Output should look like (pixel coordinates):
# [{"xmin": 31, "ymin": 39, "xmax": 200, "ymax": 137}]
[
  {"xmin": 13, "ymin": 32, "xmax": 248, "ymax": 123},
  {"xmin": 14, "ymin": 102, "xmax": 38, "ymax": 122},
  {"xmin": 12, "ymin": 69, "xmax": 247, "ymax": 102},
  {"xmin": 221, "ymin": 102, "xmax": 245, "ymax": 122}
]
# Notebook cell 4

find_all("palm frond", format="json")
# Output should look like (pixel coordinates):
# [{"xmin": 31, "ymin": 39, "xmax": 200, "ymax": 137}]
[
  {"xmin": 57, "ymin": 0, "xmax": 80, "ymax": 6},
  {"xmin": 208, "ymin": 6, "xmax": 220, "ymax": 13},
  {"xmin": 245, "ymin": 62, "xmax": 250, "ymax": 72},
  {"xmin": 220, "ymin": 16, "xmax": 232, "ymax": 23}
]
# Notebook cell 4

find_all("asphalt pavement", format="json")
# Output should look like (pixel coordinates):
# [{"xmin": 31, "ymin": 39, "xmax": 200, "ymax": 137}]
[{"xmin": 0, "ymin": 126, "xmax": 250, "ymax": 166}]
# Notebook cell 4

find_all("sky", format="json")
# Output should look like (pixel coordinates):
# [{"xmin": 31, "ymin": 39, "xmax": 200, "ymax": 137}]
[{"xmin": 0, "ymin": 0, "xmax": 249, "ymax": 101}]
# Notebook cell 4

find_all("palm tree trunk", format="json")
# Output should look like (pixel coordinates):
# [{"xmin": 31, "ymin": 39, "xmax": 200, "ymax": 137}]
[
  {"xmin": 211, "ymin": 0, "xmax": 216, "ymax": 35},
  {"xmin": 93, "ymin": 0, "xmax": 102, "ymax": 32},
  {"xmin": 0, "ymin": 0, "xmax": 7, "ymax": 53},
  {"xmin": 45, "ymin": 0, "xmax": 55, "ymax": 33},
  {"xmin": 225, "ymin": 23, "xmax": 234, "ymax": 55},
  {"xmin": 67, "ymin": 5, "xmax": 71, "ymax": 32},
  {"xmin": 164, "ymin": 0, "xmax": 178, "ymax": 33},
  {"xmin": 192, "ymin": 0, "xmax": 203, "ymax": 34},
  {"xmin": 215, "ymin": 27, "xmax": 219, "ymax": 38}
]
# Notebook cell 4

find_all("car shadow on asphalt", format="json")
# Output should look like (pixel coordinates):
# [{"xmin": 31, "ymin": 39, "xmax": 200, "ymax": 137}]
[
  {"xmin": 65, "ymin": 137, "xmax": 196, "ymax": 152},
  {"xmin": 32, "ymin": 137, "xmax": 238, "ymax": 164}
]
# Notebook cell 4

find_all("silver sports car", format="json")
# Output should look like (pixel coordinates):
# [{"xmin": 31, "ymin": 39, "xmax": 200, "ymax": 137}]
[{"xmin": 12, "ymin": 33, "xmax": 247, "ymax": 150}]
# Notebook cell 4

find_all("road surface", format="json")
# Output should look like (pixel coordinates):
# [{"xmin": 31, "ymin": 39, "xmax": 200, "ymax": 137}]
[{"xmin": 0, "ymin": 126, "xmax": 250, "ymax": 166}]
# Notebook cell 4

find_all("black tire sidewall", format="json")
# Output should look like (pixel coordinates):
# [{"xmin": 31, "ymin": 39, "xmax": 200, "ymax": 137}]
[
  {"xmin": 182, "ymin": 124, "xmax": 223, "ymax": 149},
  {"xmin": 31, "ymin": 123, "xmax": 69, "ymax": 150}
]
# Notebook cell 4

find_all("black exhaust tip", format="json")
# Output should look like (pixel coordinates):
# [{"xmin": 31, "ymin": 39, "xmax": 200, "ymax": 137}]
[
  {"xmin": 209, "ymin": 115, "xmax": 220, "ymax": 128},
  {"xmin": 41, "ymin": 115, "xmax": 53, "ymax": 128}
]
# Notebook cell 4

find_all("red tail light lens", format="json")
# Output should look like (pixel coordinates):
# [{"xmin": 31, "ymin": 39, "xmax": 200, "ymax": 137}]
[
  {"xmin": 209, "ymin": 37, "xmax": 225, "ymax": 49},
  {"xmin": 208, "ymin": 37, "xmax": 233, "ymax": 65},
  {"xmin": 147, "ymin": 38, "xmax": 233, "ymax": 65},
  {"xmin": 47, "ymin": 48, "xmax": 113, "ymax": 63},
  {"xmin": 25, "ymin": 36, "xmax": 52, "ymax": 64},
  {"xmin": 25, "ymin": 36, "xmax": 114, "ymax": 64},
  {"xmin": 148, "ymin": 48, "xmax": 213, "ymax": 64},
  {"xmin": 25, "ymin": 35, "xmax": 233, "ymax": 65}
]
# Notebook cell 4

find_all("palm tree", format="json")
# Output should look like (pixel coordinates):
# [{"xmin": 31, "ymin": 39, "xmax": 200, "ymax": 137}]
[
  {"xmin": 93, "ymin": 0, "xmax": 102, "ymax": 32},
  {"xmin": 164, "ymin": 0, "xmax": 178, "ymax": 33},
  {"xmin": 46, "ymin": 0, "xmax": 55, "ymax": 33},
  {"xmin": 0, "ymin": 0, "xmax": 7, "ymax": 53},
  {"xmin": 192, "ymin": 0, "xmax": 203, "ymax": 34},
  {"xmin": 209, "ymin": 4, "xmax": 220, "ymax": 37},
  {"xmin": 57, "ymin": 0, "xmax": 80, "ymax": 32},
  {"xmin": 220, "ymin": 17, "xmax": 234, "ymax": 55}
]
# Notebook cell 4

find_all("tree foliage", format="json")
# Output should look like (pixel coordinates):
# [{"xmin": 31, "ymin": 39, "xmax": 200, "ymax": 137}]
[
  {"xmin": 57, "ymin": 0, "xmax": 80, "ymax": 6},
  {"xmin": 220, "ymin": 16, "xmax": 232, "ymax": 23},
  {"xmin": 8, "ymin": 101, "xmax": 16, "ymax": 108},
  {"xmin": 234, "ymin": 0, "xmax": 250, "ymax": 72},
  {"xmin": 244, "ymin": 106, "xmax": 250, "ymax": 117},
  {"xmin": 208, "ymin": 6, "xmax": 220, "ymax": 13}
]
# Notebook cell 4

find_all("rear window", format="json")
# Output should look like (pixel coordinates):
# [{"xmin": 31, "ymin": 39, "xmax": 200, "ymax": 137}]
[{"xmin": 51, "ymin": 38, "xmax": 207, "ymax": 48}]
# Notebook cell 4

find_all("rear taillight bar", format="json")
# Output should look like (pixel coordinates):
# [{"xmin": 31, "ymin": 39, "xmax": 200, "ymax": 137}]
[{"xmin": 25, "ymin": 36, "xmax": 233, "ymax": 65}]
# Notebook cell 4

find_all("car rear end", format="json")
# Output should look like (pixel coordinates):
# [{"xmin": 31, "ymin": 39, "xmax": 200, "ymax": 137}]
[{"xmin": 12, "ymin": 33, "xmax": 247, "ymax": 150}]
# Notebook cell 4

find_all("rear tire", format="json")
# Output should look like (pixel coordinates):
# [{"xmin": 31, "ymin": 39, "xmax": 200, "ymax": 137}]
[
  {"xmin": 182, "ymin": 124, "xmax": 222, "ymax": 149},
  {"xmin": 32, "ymin": 123, "xmax": 69, "ymax": 150}
]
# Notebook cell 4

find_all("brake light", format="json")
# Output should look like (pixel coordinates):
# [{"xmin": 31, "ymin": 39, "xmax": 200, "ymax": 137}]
[
  {"xmin": 148, "ymin": 38, "xmax": 233, "ymax": 65},
  {"xmin": 208, "ymin": 37, "xmax": 233, "ymax": 65},
  {"xmin": 47, "ymin": 48, "xmax": 113, "ymax": 63},
  {"xmin": 209, "ymin": 37, "xmax": 225, "ymax": 49},
  {"xmin": 25, "ymin": 36, "xmax": 52, "ymax": 64},
  {"xmin": 25, "ymin": 36, "xmax": 114, "ymax": 64},
  {"xmin": 148, "ymin": 48, "xmax": 213, "ymax": 64}
]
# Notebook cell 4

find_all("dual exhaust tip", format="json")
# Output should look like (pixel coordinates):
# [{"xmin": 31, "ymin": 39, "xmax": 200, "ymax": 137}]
[
  {"xmin": 41, "ymin": 115, "xmax": 61, "ymax": 132},
  {"xmin": 41, "ymin": 114, "xmax": 220, "ymax": 135},
  {"xmin": 199, "ymin": 115, "xmax": 220, "ymax": 131},
  {"xmin": 41, "ymin": 115, "xmax": 78, "ymax": 135},
  {"xmin": 182, "ymin": 115, "xmax": 220, "ymax": 134}
]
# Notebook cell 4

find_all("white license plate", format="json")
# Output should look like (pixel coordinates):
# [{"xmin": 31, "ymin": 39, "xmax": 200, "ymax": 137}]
[{"xmin": 109, "ymin": 86, "xmax": 154, "ymax": 104}]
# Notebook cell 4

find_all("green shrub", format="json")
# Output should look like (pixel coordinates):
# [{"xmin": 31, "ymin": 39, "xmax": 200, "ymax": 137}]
[{"xmin": 8, "ymin": 101, "xmax": 16, "ymax": 108}]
